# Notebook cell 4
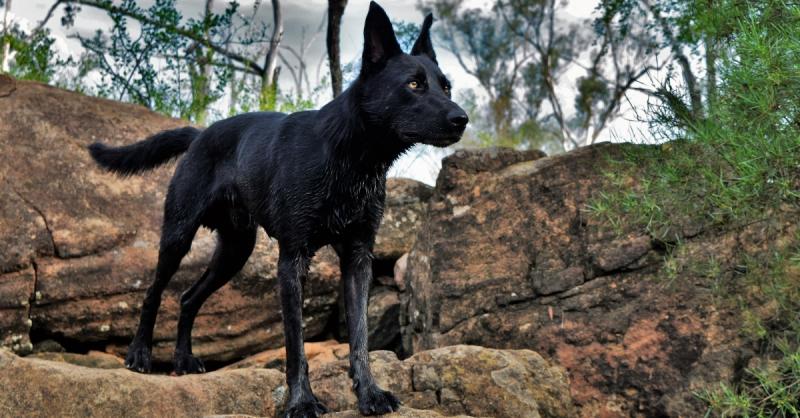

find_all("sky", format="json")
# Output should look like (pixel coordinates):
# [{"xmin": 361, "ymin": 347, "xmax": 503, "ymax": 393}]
[{"xmin": 5, "ymin": 0, "xmax": 647, "ymax": 184}]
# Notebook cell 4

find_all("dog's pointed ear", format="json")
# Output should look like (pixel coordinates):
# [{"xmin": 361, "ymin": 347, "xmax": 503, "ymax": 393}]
[
  {"xmin": 361, "ymin": 1, "xmax": 402, "ymax": 74},
  {"xmin": 411, "ymin": 13, "xmax": 437, "ymax": 63}
]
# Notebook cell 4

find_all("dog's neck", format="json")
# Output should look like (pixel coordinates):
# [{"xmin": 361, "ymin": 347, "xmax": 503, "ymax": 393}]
[{"xmin": 315, "ymin": 84, "xmax": 411, "ymax": 176}]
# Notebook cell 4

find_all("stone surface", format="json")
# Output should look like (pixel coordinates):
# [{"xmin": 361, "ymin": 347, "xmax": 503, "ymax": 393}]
[
  {"xmin": 0, "ymin": 348, "xmax": 285, "ymax": 418},
  {"xmin": 400, "ymin": 144, "xmax": 797, "ymax": 417},
  {"xmin": 221, "ymin": 340, "xmax": 348, "ymax": 371},
  {"xmin": 0, "ymin": 74, "xmax": 14, "ymax": 97},
  {"xmin": 0, "ymin": 345, "xmax": 573, "ymax": 418},
  {"xmin": 374, "ymin": 178, "xmax": 434, "ymax": 260},
  {"xmin": 27, "ymin": 350, "xmax": 125, "ymax": 369},
  {"xmin": 312, "ymin": 345, "xmax": 574, "ymax": 418},
  {"xmin": 367, "ymin": 286, "xmax": 402, "ymax": 350},
  {"xmin": 0, "ymin": 268, "xmax": 36, "ymax": 354},
  {"xmin": 0, "ymin": 79, "xmax": 427, "ymax": 364},
  {"xmin": 327, "ymin": 407, "xmax": 473, "ymax": 417}
]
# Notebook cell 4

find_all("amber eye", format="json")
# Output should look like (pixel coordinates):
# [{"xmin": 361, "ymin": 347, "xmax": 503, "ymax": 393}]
[
  {"xmin": 443, "ymin": 85, "xmax": 451, "ymax": 95},
  {"xmin": 408, "ymin": 80, "xmax": 419, "ymax": 89}
]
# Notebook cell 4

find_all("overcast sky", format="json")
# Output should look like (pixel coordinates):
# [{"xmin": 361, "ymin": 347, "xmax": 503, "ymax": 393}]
[{"xmin": 7, "ymin": 0, "xmax": 642, "ymax": 184}]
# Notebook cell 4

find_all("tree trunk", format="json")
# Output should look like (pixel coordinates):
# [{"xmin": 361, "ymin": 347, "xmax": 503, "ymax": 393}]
[
  {"xmin": 1, "ymin": 0, "xmax": 12, "ymax": 73},
  {"xmin": 260, "ymin": 0, "xmax": 283, "ymax": 110},
  {"xmin": 189, "ymin": 0, "xmax": 214, "ymax": 124},
  {"xmin": 326, "ymin": 0, "xmax": 347, "ymax": 97},
  {"xmin": 704, "ymin": 0, "xmax": 717, "ymax": 113}
]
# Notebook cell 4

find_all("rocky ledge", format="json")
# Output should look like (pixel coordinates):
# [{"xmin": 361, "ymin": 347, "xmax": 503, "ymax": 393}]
[{"xmin": 0, "ymin": 344, "xmax": 574, "ymax": 418}]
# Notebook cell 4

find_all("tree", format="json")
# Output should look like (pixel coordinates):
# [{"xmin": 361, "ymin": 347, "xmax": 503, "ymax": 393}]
[
  {"xmin": 326, "ymin": 0, "xmax": 347, "ymax": 97},
  {"xmin": 0, "ymin": 0, "xmax": 11, "ymax": 72},
  {"xmin": 34, "ymin": 0, "xmax": 286, "ymax": 119},
  {"xmin": 594, "ymin": 0, "xmax": 742, "ymax": 134},
  {"xmin": 422, "ymin": 0, "xmax": 658, "ymax": 150}
]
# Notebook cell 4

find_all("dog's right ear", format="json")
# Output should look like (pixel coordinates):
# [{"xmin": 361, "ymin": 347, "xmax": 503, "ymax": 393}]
[{"xmin": 361, "ymin": 1, "xmax": 402, "ymax": 75}]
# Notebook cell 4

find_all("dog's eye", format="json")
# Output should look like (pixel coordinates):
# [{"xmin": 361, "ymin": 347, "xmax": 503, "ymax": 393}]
[
  {"xmin": 408, "ymin": 80, "xmax": 420, "ymax": 89},
  {"xmin": 443, "ymin": 85, "xmax": 451, "ymax": 95}
]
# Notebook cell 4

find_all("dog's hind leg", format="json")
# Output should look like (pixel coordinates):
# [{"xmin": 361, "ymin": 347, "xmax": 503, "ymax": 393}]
[
  {"xmin": 278, "ymin": 247, "xmax": 329, "ymax": 418},
  {"xmin": 125, "ymin": 188, "xmax": 203, "ymax": 373},
  {"xmin": 173, "ymin": 224, "xmax": 257, "ymax": 375}
]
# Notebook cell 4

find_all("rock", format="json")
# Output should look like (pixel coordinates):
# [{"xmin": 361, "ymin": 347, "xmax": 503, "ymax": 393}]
[
  {"xmin": 27, "ymin": 350, "xmax": 125, "ymax": 369},
  {"xmin": 0, "ymin": 345, "xmax": 572, "ymax": 418},
  {"xmin": 0, "ymin": 74, "xmax": 14, "ymax": 97},
  {"xmin": 0, "ymin": 267, "xmax": 35, "ymax": 354},
  {"xmin": 400, "ymin": 144, "xmax": 795, "ymax": 417},
  {"xmin": 393, "ymin": 253, "xmax": 409, "ymax": 291},
  {"xmin": 311, "ymin": 345, "xmax": 575, "ymax": 418},
  {"xmin": 0, "ymin": 348, "xmax": 285, "ymax": 417},
  {"xmin": 222, "ymin": 340, "xmax": 348, "ymax": 371},
  {"xmin": 0, "ymin": 79, "xmax": 424, "ymax": 364},
  {"xmin": 374, "ymin": 178, "xmax": 434, "ymax": 260},
  {"xmin": 337, "ymin": 285, "xmax": 402, "ymax": 351},
  {"xmin": 31, "ymin": 339, "xmax": 66, "ymax": 353},
  {"xmin": 327, "ymin": 407, "xmax": 473, "ymax": 417},
  {"xmin": 367, "ymin": 286, "xmax": 401, "ymax": 350}
]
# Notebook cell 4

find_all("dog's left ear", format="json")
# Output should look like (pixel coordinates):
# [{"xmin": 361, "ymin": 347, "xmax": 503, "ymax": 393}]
[
  {"xmin": 411, "ymin": 14, "xmax": 436, "ymax": 64},
  {"xmin": 361, "ymin": 1, "xmax": 403, "ymax": 74}
]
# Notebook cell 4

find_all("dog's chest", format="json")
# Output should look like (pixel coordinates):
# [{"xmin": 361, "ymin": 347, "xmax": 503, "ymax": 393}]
[{"xmin": 322, "ymin": 177, "xmax": 384, "ymax": 235}]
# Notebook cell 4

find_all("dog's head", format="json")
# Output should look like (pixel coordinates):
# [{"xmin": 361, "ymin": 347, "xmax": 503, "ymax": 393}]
[{"xmin": 357, "ymin": 1, "xmax": 468, "ymax": 147}]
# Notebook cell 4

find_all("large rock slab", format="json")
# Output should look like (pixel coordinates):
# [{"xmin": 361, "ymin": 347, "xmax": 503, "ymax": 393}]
[
  {"xmin": 0, "ymin": 348, "xmax": 285, "ymax": 418},
  {"xmin": 0, "ymin": 79, "xmax": 428, "ymax": 361},
  {"xmin": 0, "ymin": 345, "xmax": 573, "ymax": 418},
  {"xmin": 374, "ymin": 179, "xmax": 433, "ymax": 260},
  {"xmin": 312, "ymin": 345, "xmax": 575, "ymax": 418},
  {"xmin": 222, "ymin": 340, "xmax": 349, "ymax": 371},
  {"xmin": 401, "ymin": 144, "xmax": 794, "ymax": 417}
]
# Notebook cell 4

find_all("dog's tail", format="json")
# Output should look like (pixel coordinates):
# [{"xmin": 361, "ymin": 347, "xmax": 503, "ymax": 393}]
[{"xmin": 88, "ymin": 126, "xmax": 201, "ymax": 176}]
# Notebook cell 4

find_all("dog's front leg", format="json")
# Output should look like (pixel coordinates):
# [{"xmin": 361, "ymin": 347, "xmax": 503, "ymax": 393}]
[
  {"xmin": 278, "ymin": 250, "xmax": 328, "ymax": 418},
  {"xmin": 339, "ymin": 241, "xmax": 401, "ymax": 415}
]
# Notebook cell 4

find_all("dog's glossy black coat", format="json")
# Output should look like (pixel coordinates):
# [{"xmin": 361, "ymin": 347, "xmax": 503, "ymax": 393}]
[{"xmin": 88, "ymin": 3, "xmax": 466, "ymax": 417}]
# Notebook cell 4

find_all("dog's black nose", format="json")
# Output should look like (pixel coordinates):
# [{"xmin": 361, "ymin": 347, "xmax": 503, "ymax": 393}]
[{"xmin": 448, "ymin": 110, "xmax": 469, "ymax": 128}]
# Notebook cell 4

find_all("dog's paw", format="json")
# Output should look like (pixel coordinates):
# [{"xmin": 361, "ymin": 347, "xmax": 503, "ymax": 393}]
[
  {"xmin": 357, "ymin": 385, "xmax": 400, "ymax": 416},
  {"xmin": 124, "ymin": 344, "xmax": 152, "ymax": 374},
  {"xmin": 284, "ymin": 397, "xmax": 329, "ymax": 418},
  {"xmin": 173, "ymin": 351, "xmax": 206, "ymax": 375}
]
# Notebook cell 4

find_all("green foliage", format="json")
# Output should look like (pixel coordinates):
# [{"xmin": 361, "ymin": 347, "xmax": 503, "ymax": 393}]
[
  {"xmin": 588, "ymin": 1, "xmax": 800, "ymax": 415},
  {"xmin": 75, "ymin": 0, "xmax": 238, "ymax": 123},
  {"xmin": 424, "ymin": 0, "xmax": 655, "ymax": 150},
  {"xmin": 699, "ymin": 346, "xmax": 800, "ymax": 417},
  {"xmin": 589, "ymin": 0, "xmax": 800, "ymax": 240},
  {"xmin": 698, "ymin": 244, "xmax": 800, "ymax": 417},
  {"xmin": 5, "ymin": 28, "xmax": 64, "ymax": 83}
]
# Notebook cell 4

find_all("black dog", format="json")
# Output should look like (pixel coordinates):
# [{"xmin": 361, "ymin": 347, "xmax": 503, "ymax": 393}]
[{"xmin": 88, "ymin": 2, "xmax": 466, "ymax": 417}]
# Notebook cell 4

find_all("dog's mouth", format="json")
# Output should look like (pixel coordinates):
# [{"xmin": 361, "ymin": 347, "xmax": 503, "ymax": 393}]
[{"xmin": 401, "ymin": 132, "xmax": 464, "ymax": 147}]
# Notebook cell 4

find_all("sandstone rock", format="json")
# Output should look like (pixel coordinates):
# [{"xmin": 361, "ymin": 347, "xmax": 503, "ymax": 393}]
[
  {"xmin": 374, "ymin": 178, "xmax": 433, "ymax": 260},
  {"xmin": 0, "ymin": 79, "xmax": 425, "ymax": 364},
  {"xmin": 27, "ymin": 350, "xmax": 125, "ymax": 369},
  {"xmin": 337, "ymin": 285, "xmax": 403, "ymax": 351},
  {"xmin": 0, "ymin": 345, "xmax": 572, "ymax": 418},
  {"xmin": 312, "ymin": 345, "xmax": 575, "ymax": 418},
  {"xmin": 0, "ymin": 74, "xmax": 14, "ymax": 97},
  {"xmin": 393, "ymin": 253, "xmax": 409, "ymax": 291},
  {"xmin": 0, "ymin": 348, "xmax": 285, "ymax": 418},
  {"xmin": 367, "ymin": 286, "xmax": 401, "ymax": 350},
  {"xmin": 401, "ymin": 144, "xmax": 792, "ymax": 417},
  {"xmin": 0, "ymin": 267, "xmax": 35, "ymax": 354},
  {"xmin": 327, "ymin": 407, "xmax": 473, "ymax": 417},
  {"xmin": 222, "ymin": 340, "xmax": 348, "ymax": 371}
]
